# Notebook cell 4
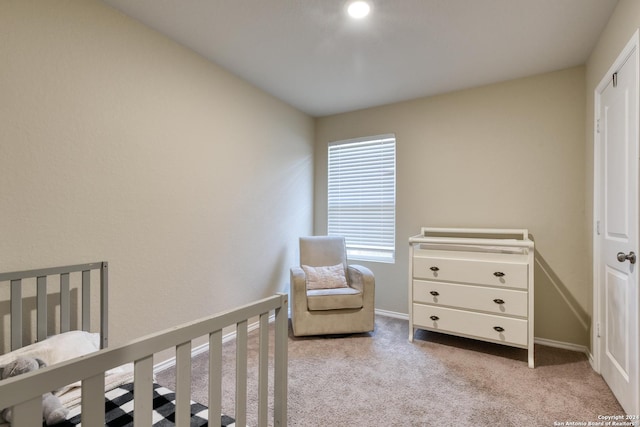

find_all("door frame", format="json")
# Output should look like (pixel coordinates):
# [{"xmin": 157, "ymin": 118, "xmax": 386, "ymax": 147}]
[{"xmin": 592, "ymin": 28, "xmax": 639, "ymax": 378}]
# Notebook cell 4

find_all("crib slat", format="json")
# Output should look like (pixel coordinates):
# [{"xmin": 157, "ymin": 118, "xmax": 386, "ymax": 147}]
[
  {"xmin": 0, "ymin": 293, "xmax": 288, "ymax": 426},
  {"xmin": 175, "ymin": 341, "xmax": 192, "ymax": 426},
  {"xmin": 37, "ymin": 276, "xmax": 47, "ymax": 341},
  {"xmin": 100, "ymin": 262, "xmax": 109, "ymax": 349},
  {"xmin": 11, "ymin": 396, "xmax": 40, "ymax": 427},
  {"xmin": 2, "ymin": 263, "xmax": 106, "ymax": 351},
  {"xmin": 258, "ymin": 312, "xmax": 269, "ymax": 427},
  {"xmin": 81, "ymin": 374, "xmax": 105, "ymax": 426},
  {"xmin": 60, "ymin": 273, "xmax": 70, "ymax": 333},
  {"xmin": 236, "ymin": 319, "xmax": 248, "ymax": 427},
  {"xmin": 274, "ymin": 296, "xmax": 288, "ymax": 427},
  {"xmin": 82, "ymin": 270, "xmax": 90, "ymax": 331},
  {"xmin": 10, "ymin": 279, "xmax": 22, "ymax": 350},
  {"xmin": 208, "ymin": 329, "xmax": 223, "ymax": 426},
  {"xmin": 134, "ymin": 355, "xmax": 154, "ymax": 426}
]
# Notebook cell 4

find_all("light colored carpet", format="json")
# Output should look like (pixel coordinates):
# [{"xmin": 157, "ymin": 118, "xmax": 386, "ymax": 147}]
[{"xmin": 156, "ymin": 315, "xmax": 623, "ymax": 426}]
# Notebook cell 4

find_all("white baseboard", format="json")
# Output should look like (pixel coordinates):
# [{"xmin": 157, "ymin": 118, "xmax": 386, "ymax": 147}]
[
  {"xmin": 533, "ymin": 337, "xmax": 591, "ymax": 357},
  {"xmin": 155, "ymin": 310, "xmax": 402, "ymax": 374},
  {"xmin": 153, "ymin": 309, "xmax": 593, "ymax": 374},
  {"xmin": 153, "ymin": 316, "xmax": 269, "ymax": 374},
  {"xmin": 374, "ymin": 308, "xmax": 408, "ymax": 320},
  {"xmin": 587, "ymin": 351, "xmax": 596, "ymax": 370}
]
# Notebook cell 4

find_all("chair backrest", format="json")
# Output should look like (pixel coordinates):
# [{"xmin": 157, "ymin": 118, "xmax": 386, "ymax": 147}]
[{"xmin": 299, "ymin": 236, "xmax": 348, "ymax": 270}]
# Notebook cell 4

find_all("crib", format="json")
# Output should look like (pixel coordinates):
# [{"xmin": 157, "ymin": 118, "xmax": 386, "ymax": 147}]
[{"xmin": 0, "ymin": 261, "xmax": 288, "ymax": 426}]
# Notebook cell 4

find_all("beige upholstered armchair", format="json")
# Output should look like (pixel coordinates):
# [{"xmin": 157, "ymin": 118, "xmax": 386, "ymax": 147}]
[{"xmin": 290, "ymin": 236, "xmax": 375, "ymax": 336}]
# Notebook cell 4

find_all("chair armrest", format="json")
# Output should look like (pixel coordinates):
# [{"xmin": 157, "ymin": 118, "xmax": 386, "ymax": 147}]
[
  {"xmin": 290, "ymin": 266, "xmax": 309, "ymax": 311},
  {"xmin": 347, "ymin": 264, "xmax": 374, "ymax": 294}
]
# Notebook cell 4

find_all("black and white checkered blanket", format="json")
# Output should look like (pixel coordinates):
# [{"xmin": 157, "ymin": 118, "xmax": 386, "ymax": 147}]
[{"xmin": 56, "ymin": 382, "xmax": 235, "ymax": 426}]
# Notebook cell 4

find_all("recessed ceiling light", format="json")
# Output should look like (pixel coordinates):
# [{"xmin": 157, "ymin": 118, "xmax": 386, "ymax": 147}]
[{"xmin": 347, "ymin": 1, "xmax": 370, "ymax": 19}]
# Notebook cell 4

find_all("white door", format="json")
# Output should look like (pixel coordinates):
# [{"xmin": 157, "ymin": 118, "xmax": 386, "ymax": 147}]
[{"xmin": 597, "ymin": 36, "xmax": 639, "ymax": 415}]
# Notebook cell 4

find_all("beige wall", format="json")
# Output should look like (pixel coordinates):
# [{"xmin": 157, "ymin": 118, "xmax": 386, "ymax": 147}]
[
  {"xmin": 2, "ymin": 0, "xmax": 626, "ymax": 353},
  {"xmin": 0, "ymin": 0, "xmax": 314, "ymax": 347},
  {"xmin": 585, "ymin": 0, "xmax": 640, "ymax": 351},
  {"xmin": 316, "ymin": 67, "xmax": 590, "ymax": 346}
]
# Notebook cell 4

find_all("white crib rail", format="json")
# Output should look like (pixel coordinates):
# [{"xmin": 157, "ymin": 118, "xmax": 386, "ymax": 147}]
[
  {"xmin": 1, "ymin": 293, "xmax": 288, "ymax": 427},
  {"xmin": 0, "ymin": 261, "xmax": 109, "ymax": 352}
]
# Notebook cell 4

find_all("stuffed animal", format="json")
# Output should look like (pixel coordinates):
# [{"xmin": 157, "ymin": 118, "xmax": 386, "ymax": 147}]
[{"xmin": 0, "ymin": 356, "xmax": 69, "ymax": 425}]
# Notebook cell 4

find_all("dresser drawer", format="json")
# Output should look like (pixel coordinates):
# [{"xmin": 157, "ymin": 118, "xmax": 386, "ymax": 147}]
[
  {"xmin": 412, "ymin": 304, "xmax": 528, "ymax": 347},
  {"xmin": 413, "ymin": 256, "xmax": 528, "ymax": 289},
  {"xmin": 413, "ymin": 280, "xmax": 528, "ymax": 317}
]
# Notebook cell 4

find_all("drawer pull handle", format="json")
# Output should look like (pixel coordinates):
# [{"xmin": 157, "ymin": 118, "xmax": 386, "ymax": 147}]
[
  {"xmin": 493, "ymin": 326, "xmax": 505, "ymax": 332},
  {"xmin": 493, "ymin": 298, "xmax": 505, "ymax": 304},
  {"xmin": 430, "ymin": 266, "xmax": 440, "ymax": 272},
  {"xmin": 430, "ymin": 315, "xmax": 439, "ymax": 321},
  {"xmin": 493, "ymin": 272, "xmax": 505, "ymax": 277},
  {"xmin": 430, "ymin": 291, "xmax": 439, "ymax": 296}
]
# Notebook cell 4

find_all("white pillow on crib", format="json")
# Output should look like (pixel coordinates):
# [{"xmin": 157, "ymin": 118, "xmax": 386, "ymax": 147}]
[
  {"xmin": 0, "ymin": 331, "xmax": 100, "ymax": 396},
  {"xmin": 0, "ymin": 330, "xmax": 99, "ymax": 367}
]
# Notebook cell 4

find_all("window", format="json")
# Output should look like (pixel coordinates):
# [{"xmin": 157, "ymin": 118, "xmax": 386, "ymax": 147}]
[{"xmin": 327, "ymin": 134, "xmax": 396, "ymax": 263}]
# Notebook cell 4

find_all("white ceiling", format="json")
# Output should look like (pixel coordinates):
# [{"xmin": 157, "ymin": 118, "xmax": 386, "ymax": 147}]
[{"xmin": 101, "ymin": 0, "xmax": 619, "ymax": 117}]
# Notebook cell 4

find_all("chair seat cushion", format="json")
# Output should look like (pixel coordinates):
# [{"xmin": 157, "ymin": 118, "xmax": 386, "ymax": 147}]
[{"xmin": 306, "ymin": 287, "xmax": 363, "ymax": 311}]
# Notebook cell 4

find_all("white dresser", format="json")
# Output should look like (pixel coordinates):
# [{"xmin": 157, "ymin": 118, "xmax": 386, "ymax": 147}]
[{"xmin": 408, "ymin": 227, "xmax": 535, "ymax": 368}]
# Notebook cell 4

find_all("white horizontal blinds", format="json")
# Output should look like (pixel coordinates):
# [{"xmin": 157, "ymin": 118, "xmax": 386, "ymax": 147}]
[{"xmin": 328, "ymin": 134, "xmax": 396, "ymax": 262}]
